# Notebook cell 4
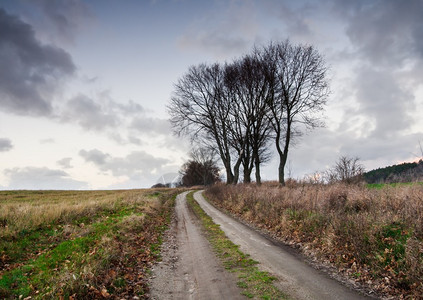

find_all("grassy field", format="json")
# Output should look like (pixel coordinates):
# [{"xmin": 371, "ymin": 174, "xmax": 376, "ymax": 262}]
[
  {"xmin": 206, "ymin": 182, "xmax": 423, "ymax": 299},
  {"xmin": 0, "ymin": 188, "xmax": 181, "ymax": 299},
  {"xmin": 366, "ymin": 182, "xmax": 423, "ymax": 189}
]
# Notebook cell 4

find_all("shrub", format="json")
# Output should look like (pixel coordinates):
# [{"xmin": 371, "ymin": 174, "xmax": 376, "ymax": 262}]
[{"xmin": 205, "ymin": 183, "xmax": 423, "ymax": 298}]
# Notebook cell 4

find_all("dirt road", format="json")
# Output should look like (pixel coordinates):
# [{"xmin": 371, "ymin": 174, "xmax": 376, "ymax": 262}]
[
  {"xmin": 194, "ymin": 191, "xmax": 373, "ymax": 300},
  {"xmin": 149, "ymin": 191, "xmax": 245, "ymax": 299}
]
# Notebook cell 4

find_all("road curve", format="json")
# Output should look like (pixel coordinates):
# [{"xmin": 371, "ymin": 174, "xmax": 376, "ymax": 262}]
[
  {"xmin": 194, "ymin": 190, "xmax": 373, "ymax": 300},
  {"xmin": 149, "ymin": 191, "xmax": 245, "ymax": 300}
]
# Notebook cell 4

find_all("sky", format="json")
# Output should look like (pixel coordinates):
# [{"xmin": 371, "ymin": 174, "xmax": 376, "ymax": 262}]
[{"xmin": 0, "ymin": 0, "xmax": 422, "ymax": 190}]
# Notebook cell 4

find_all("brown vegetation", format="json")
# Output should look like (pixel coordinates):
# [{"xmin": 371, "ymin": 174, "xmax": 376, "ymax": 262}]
[
  {"xmin": 0, "ymin": 189, "xmax": 181, "ymax": 299},
  {"xmin": 205, "ymin": 182, "xmax": 423, "ymax": 299}
]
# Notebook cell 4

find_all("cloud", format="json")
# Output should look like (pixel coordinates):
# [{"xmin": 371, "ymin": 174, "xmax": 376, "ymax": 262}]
[
  {"xmin": 4, "ymin": 167, "xmax": 86, "ymax": 190},
  {"xmin": 352, "ymin": 67, "xmax": 415, "ymax": 138},
  {"xmin": 79, "ymin": 148, "xmax": 172, "ymax": 179},
  {"xmin": 267, "ymin": 1, "xmax": 317, "ymax": 40},
  {"xmin": 79, "ymin": 149, "xmax": 109, "ymax": 166},
  {"xmin": 0, "ymin": 8, "xmax": 75, "ymax": 116},
  {"xmin": 324, "ymin": 0, "xmax": 423, "ymax": 151},
  {"xmin": 40, "ymin": 138, "xmax": 55, "ymax": 144},
  {"xmin": 331, "ymin": 0, "xmax": 423, "ymax": 68},
  {"xmin": 59, "ymin": 91, "xmax": 172, "ymax": 147},
  {"xmin": 61, "ymin": 94, "xmax": 119, "ymax": 131},
  {"xmin": 130, "ymin": 117, "xmax": 171, "ymax": 136},
  {"xmin": 266, "ymin": 127, "xmax": 423, "ymax": 181},
  {"xmin": 0, "ymin": 138, "xmax": 13, "ymax": 152},
  {"xmin": 33, "ymin": 0, "xmax": 92, "ymax": 44},
  {"xmin": 178, "ymin": 1, "xmax": 258, "ymax": 58},
  {"xmin": 60, "ymin": 91, "xmax": 151, "ymax": 135},
  {"xmin": 57, "ymin": 157, "xmax": 73, "ymax": 169},
  {"xmin": 113, "ymin": 99, "xmax": 145, "ymax": 116}
]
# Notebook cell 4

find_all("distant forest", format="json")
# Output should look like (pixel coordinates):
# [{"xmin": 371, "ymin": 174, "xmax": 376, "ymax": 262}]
[{"xmin": 364, "ymin": 160, "xmax": 423, "ymax": 183}]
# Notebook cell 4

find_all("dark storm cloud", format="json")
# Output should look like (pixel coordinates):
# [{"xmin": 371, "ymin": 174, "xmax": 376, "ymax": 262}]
[
  {"xmin": 325, "ymin": 0, "xmax": 423, "ymax": 149},
  {"xmin": 0, "ymin": 8, "xmax": 75, "ymax": 116},
  {"xmin": 79, "ymin": 148, "xmax": 171, "ymax": 178},
  {"xmin": 0, "ymin": 138, "xmax": 13, "ymax": 152},
  {"xmin": 4, "ymin": 167, "xmax": 86, "ymax": 189},
  {"xmin": 329, "ymin": 0, "xmax": 423, "ymax": 67}
]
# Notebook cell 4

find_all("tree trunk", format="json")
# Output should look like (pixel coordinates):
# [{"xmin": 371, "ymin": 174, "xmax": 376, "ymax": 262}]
[
  {"xmin": 255, "ymin": 157, "xmax": 261, "ymax": 186},
  {"xmin": 233, "ymin": 156, "xmax": 242, "ymax": 185},
  {"xmin": 226, "ymin": 167, "xmax": 234, "ymax": 184},
  {"xmin": 274, "ymin": 128, "xmax": 285, "ymax": 186},
  {"xmin": 221, "ymin": 156, "xmax": 234, "ymax": 184},
  {"xmin": 243, "ymin": 167, "xmax": 251, "ymax": 183},
  {"xmin": 278, "ymin": 155, "xmax": 286, "ymax": 186}
]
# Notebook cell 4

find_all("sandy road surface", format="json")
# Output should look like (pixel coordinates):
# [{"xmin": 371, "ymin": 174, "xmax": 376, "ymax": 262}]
[
  {"xmin": 194, "ymin": 191, "xmax": 374, "ymax": 300},
  {"xmin": 149, "ymin": 191, "xmax": 245, "ymax": 299}
]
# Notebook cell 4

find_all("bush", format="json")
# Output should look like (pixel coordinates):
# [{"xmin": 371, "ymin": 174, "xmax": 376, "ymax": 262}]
[{"xmin": 180, "ymin": 160, "xmax": 220, "ymax": 187}]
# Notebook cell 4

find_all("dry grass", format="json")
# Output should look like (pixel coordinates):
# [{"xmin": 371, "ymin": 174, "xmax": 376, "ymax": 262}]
[
  {"xmin": 206, "ymin": 182, "xmax": 423, "ymax": 299},
  {"xmin": 0, "ymin": 188, "xmax": 181, "ymax": 299},
  {"xmin": 0, "ymin": 190, "xmax": 155, "ymax": 238}
]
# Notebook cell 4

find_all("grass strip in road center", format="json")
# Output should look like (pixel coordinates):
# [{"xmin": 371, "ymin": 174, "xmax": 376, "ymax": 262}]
[{"xmin": 186, "ymin": 191, "xmax": 289, "ymax": 299}]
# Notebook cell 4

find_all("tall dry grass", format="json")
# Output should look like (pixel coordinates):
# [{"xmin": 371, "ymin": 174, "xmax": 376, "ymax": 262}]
[
  {"xmin": 206, "ymin": 182, "xmax": 423, "ymax": 298},
  {"xmin": 0, "ymin": 189, "xmax": 158, "ymax": 238},
  {"xmin": 0, "ymin": 188, "xmax": 180, "ymax": 299}
]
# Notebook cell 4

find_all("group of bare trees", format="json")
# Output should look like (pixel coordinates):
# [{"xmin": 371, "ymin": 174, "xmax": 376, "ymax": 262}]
[
  {"xmin": 179, "ymin": 148, "xmax": 221, "ymax": 186},
  {"xmin": 168, "ymin": 40, "xmax": 329, "ymax": 185}
]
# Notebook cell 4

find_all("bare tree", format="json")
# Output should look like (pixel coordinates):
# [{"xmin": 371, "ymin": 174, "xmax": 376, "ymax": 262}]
[
  {"xmin": 180, "ymin": 147, "xmax": 221, "ymax": 186},
  {"xmin": 241, "ymin": 54, "xmax": 273, "ymax": 185},
  {"xmin": 226, "ymin": 55, "xmax": 272, "ymax": 185},
  {"xmin": 261, "ymin": 40, "xmax": 329, "ymax": 185},
  {"xmin": 329, "ymin": 156, "xmax": 365, "ymax": 184},
  {"xmin": 179, "ymin": 160, "xmax": 220, "ymax": 186},
  {"xmin": 168, "ymin": 64, "xmax": 237, "ymax": 184},
  {"xmin": 169, "ymin": 40, "xmax": 329, "ymax": 186},
  {"xmin": 190, "ymin": 146, "xmax": 218, "ymax": 167}
]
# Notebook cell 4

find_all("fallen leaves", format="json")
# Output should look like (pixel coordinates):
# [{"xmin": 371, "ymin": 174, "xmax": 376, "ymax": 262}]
[{"xmin": 205, "ymin": 184, "xmax": 423, "ymax": 299}]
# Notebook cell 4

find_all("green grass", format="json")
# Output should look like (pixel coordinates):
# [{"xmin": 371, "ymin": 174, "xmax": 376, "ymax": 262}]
[
  {"xmin": 375, "ymin": 222, "xmax": 411, "ymax": 268},
  {"xmin": 186, "ymin": 192, "xmax": 289, "ymax": 299},
  {"xmin": 0, "ymin": 207, "xmax": 134, "ymax": 298},
  {"xmin": 366, "ymin": 182, "xmax": 423, "ymax": 189},
  {"xmin": 0, "ymin": 189, "xmax": 181, "ymax": 299}
]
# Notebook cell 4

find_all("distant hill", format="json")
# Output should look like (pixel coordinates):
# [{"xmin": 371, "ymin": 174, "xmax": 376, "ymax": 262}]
[{"xmin": 364, "ymin": 159, "xmax": 423, "ymax": 183}]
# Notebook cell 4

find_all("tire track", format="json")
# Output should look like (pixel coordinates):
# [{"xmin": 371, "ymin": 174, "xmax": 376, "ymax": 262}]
[
  {"xmin": 149, "ymin": 191, "xmax": 245, "ymax": 299},
  {"xmin": 194, "ymin": 190, "xmax": 374, "ymax": 300}
]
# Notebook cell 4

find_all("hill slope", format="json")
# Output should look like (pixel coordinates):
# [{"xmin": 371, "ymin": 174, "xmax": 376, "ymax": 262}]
[{"xmin": 364, "ymin": 159, "xmax": 423, "ymax": 183}]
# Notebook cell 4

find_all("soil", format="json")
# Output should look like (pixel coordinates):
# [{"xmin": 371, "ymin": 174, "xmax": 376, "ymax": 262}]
[
  {"xmin": 149, "ymin": 191, "xmax": 245, "ymax": 299},
  {"xmin": 193, "ymin": 190, "xmax": 377, "ymax": 300}
]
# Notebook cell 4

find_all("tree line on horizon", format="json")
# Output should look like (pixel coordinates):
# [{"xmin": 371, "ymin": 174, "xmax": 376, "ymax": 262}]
[
  {"xmin": 168, "ymin": 40, "xmax": 330, "ymax": 186},
  {"xmin": 364, "ymin": 159, "xmax": 423, "ymax": 184}
]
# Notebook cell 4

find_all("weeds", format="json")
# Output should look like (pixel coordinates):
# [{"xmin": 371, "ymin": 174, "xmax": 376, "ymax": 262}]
[
  {"xmin": 186, "ymin": 192, "xmax": 288, "ymax": 299},
  {"xmin": 206, "ymin": 182, "xmax": 423, "ymax": 298},
  {"xmin": 0, "ymin": 189, "xmax": 180, "ymax": 299}
]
